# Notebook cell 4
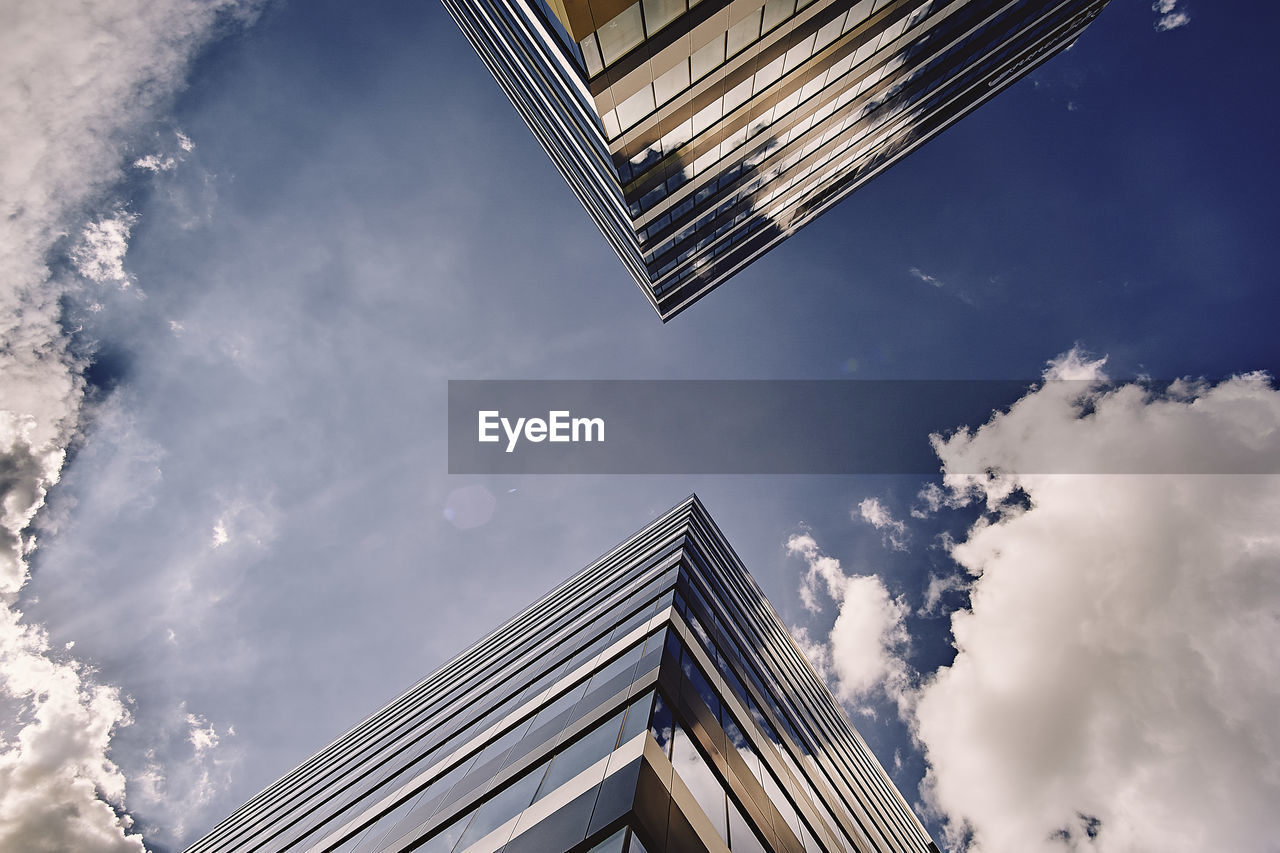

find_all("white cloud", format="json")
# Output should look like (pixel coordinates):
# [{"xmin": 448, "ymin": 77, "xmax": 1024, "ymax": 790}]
[
  {"xmin": 911, "ymin": 481, "xmax": 967, "ymax": 518},
  {"xmin": 72, "ymin": 211, "xmax": 138, "ymax": 288},
  {"xmin": 128, "ymin": 705, "xmax": 240, "ymax": 840},
  {"xmin": 0, "ymin": 607, "xmax": 142, "ymax": 851},
  {"xmin": 1152, "ymin": 0, "xmax": 1190, "ymax": 30},
  {"xmin": 133, "ymin": 129, "xmax": 196, "ymax": 172},
  {"xmin": 919, "ymin": 571, "xmax": 966, "ymax": 615},
  {"xmin": 0, "ymin": 0, "xmax": 258, "ymax": 847},
  {"xmin": 857, "ymin": 496, "xmax": 909, "ymax": 551},
  {"xmin": 787, "ymin": 534, "xmax": 910, "ymax": 706},
  {"xmin": 912, "ymin": 349, "xmax": 1280, "ymax": 852},
  {"xmin": 910, "ymin": 267, "xmax": 944, "ymax": 288}
]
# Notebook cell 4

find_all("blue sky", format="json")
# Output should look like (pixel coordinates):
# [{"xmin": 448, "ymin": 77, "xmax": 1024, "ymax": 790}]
[{"xmin": 2, "ymin": 0, "xmax": 1279, "ymax": 850}]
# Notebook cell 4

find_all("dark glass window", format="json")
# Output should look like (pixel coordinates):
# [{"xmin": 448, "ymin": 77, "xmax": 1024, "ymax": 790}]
[
  {"xmin": 728, "ymin": 795, "xmax": 769, "ymax": 853},
  {"xmin": 453, "ymin": 763, "xmax": 547, "ymax": 851},
  {"xmin": 534, "ymin": 707, "xmax": 626, "ymax": 803},
  {"xmin": 587, "ymin": 824, "xmax": 628, "ymax": 853},
  {"xmin": 670, "ymin": 722, "xmax": 728, "ymax": 844},
  {"xmin": 649, "ymin": 693, "xmax": 675, "ymax": 758},
  {"xmin": 620, "ymin": 690, "xmax": 655, "ymax": 745},
  {"xmin": 414, "ymin": 810, "xmax": 469, "ymax": 853}
]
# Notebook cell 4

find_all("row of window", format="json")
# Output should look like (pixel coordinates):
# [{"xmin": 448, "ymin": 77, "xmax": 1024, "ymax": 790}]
[
  {"xmin": 664, "ymin": 615, "xmax": 849, "ymax": 851},
  {"xmin": 601, "ymin": 0, "xmax": 916, "ymax": 142},
  {"xmin": 218, "ymin": 557, "xmax": 679, "ymax": 852},
  {"xmin": 637, "ymin": 0, "xmax": 1048, "ymax": 276},
  {"xmin": 620, "ymin": 0, "xmax": 935, "ymax": 196},
  {"xmin": 636, "ymin": 44, "xmax": 905, "ymax": 238},
  {"xmin": 305, "ymin": 615, "xmax": 670, "ymax": 852},
  {"xmin": 637, "ymin": 55, "xmax": 915, "ymax": 280},
  {"xmin": 337, "ymin": 692, "xmax": 654, "ymax": 852},
  {"xmin": 642, "ymin": 76, "xmax": 925, "ymax": 291},
  {"xmin": 650, "ymin": 699, "xmax": 772, "ymax": 852},
  {"xmin": 679, "ymin": 546, "xmax": 935, "ymax": 850},
  {"xmin": 581, "ymin": 0, "xmax": 819, "ymax": 83},
  {"xmin": 659, "ymin": 0, "xmax": 1107, "ymax": 276}
]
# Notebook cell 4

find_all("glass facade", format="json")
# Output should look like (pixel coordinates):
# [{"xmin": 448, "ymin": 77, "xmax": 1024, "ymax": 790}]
[
  {"xmin": 187, "ymin": 496, "xmax": 937, "ymax": 852},
  {"xmin": 442, "ymin": 0, "xmax": 1110, "ymax": 320}
]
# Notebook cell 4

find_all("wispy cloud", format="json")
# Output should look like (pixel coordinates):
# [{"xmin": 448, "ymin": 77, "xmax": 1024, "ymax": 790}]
[
  {"xmin": 856, "ymin": 496, "xmax": 910, "ymax": 551},
  {"xmin": 0, "ymin": 1, "xmax": 259, "ymax": 847},
  {"xmin": 909, "ymin": 267, "xmax": 945, "ymax": 288},
  {"xmin": 1153, "ymin": 0, "xmax": 1190, "ymax": 30}
]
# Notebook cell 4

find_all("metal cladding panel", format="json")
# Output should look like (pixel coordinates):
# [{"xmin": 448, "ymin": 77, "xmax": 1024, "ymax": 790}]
[{"xmin": 187, "ymin": 497, "xmax": 936, "ymax": 852}]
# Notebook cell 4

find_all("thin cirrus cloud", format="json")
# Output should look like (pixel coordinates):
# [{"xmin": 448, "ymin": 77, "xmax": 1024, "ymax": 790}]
[
  {"xmin": 0, "ymin": 1, "xmax": 258, "ymax": 849},
  {"xmin": 797, "ymin": 348, "xmax": 1280, "ymax": 852}
]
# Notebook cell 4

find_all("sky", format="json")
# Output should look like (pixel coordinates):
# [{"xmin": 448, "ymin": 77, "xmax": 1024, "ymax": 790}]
[{"xmin": 1, "ymin": 0, "xmax": 1278, "ymax": 851}]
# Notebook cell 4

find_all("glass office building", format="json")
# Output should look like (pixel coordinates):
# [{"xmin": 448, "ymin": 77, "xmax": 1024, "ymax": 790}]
[
  {"xmin": 442, "ymin": 0, "xmax": 1109, "ymax": 319},
  {"xmin": 187, "ymin": 496, "xmax": 938, "ymax": 852}
]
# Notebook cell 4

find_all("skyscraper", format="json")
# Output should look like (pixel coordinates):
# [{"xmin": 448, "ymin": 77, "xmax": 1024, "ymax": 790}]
[
  {"xmin": 187, "ymin": 496, "xmax": 936, "ymax": 852},
  {"xmin": 443, "ymin": 0, "xmax": 1109, "ymax": 319}
]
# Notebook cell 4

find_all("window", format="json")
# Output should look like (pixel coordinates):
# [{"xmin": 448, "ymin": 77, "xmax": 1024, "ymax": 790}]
[
  {"xmin": 597, "ymin": 3, "xmax": 645, "ymax": 66},
  {"xmin": 642, "ymin": 0, "xmax": 685, "ymax": 35},
  {"xmin": 727, "ymin": 7, "xmax": 764, "ymax": 57},
  {"xmin": 653, "ymin": 60, "xmax": 691, "ymax": 106},
  {"xmin": 690, "ymin": 34, "xmax": 725, "ymax": 82}
]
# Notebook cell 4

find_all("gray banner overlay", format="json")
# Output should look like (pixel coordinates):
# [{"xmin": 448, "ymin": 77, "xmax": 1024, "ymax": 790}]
[{"xmin": 447, "ymin": 380, "xmax": 1272, "ymax": 475}]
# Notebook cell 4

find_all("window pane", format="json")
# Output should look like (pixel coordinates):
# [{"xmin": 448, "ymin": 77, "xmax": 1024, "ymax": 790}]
[
  {"xmin": 418, "ymin": 812, "xmax": 471, "ymax": 853},
  {"xmin": 815, "ymin": 15, "xmax": 843, "ymax": 50},
  {"xmin": 727, "ymin": 7, "xmax": 763, "ymax": 57},
  {"xmin": 453, "ymin": 765, "xmax": 547, "ymax": 851},
  {"xmin": 534, "ymin": 707, "xmax": 626, "ymax": 802},
  {"xmin": 589, "ymin": 640, "xmax": 646, "ymax": 692},
  {"xmin": 620, "ymin": 691, "xmax": 656, "ymax": 745},
  {"xmin": 649, "ymin": 693, "xmax": 675, "ymax": 758},
  {"xmin": 597, "ymin": 3, "xmax": 645, "ymax": 66},
  {"xmin": 691, "ymin": 97, "xmax": 723, "ymax": 135},
  {"xmin": 580, "ymin": 33, "xmax": 604, "ymax": 77},
  {"xmin": 588, "ymin": 825, "xmax": 628, "ymax": 853},
  {"xmin": 761, "ymin": 0, "xmax": 794, "ymax": 33},
  {"xmin": 680, "ymin": 648, "xmax": 720, "ymax": 721},
  {"xmin": 670, "ymin": 724, "xmax": 728, "ymax": 845},
  {"xmin": 783, "ymin": 33, "xmax": 817, "ymax": 74},
  {"xmin": 642, "ymin": 0, "xmax": 685, "ymax": 35},
  {"xmin": 690, "ymin": 35, "xmax": 725, "ymax": 82},
  {"xmin": 616, "ymin": 84, "xmax": 656, "ymax": 131},
  {"xmin": 728, "ymin": 796, "xmax": 769, "ymax": 853},
  {"xmin": 753, "ymin": 55, "xmax": 785, "ymax": 94},
  {"xmin": 626, "ymin": 827, "xmax": 650, "ymax": 853},
  {"xmin": 653, "ymin": 59, "xmax": 690, "ymax": 106}
]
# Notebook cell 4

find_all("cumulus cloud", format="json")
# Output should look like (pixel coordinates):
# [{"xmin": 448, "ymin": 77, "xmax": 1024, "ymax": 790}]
[
  {"xmin": 0, "ymin": 607, "xmax": 141, "ymax": 851},
  {"xmin": 931, "ymin": 350, "xmax": 1277, "ymax": 479},
  {"xmin": 856, "ymin": 496, "xmax": 910, "ymax": 551},
  {"xmin": 787, "ymin": 533, "xmax": 910, "ymax": 707},
  {"xmin": 1152, "ymin": 0, "xmax": 1190, "ymax": 30},
  {"xmin": 912, "ymin": 348, "xmax": 1280, "ymax": 852},
  {"xmin": 1, "ymin": 0, "xmax": 258, "ymax": 847}
]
